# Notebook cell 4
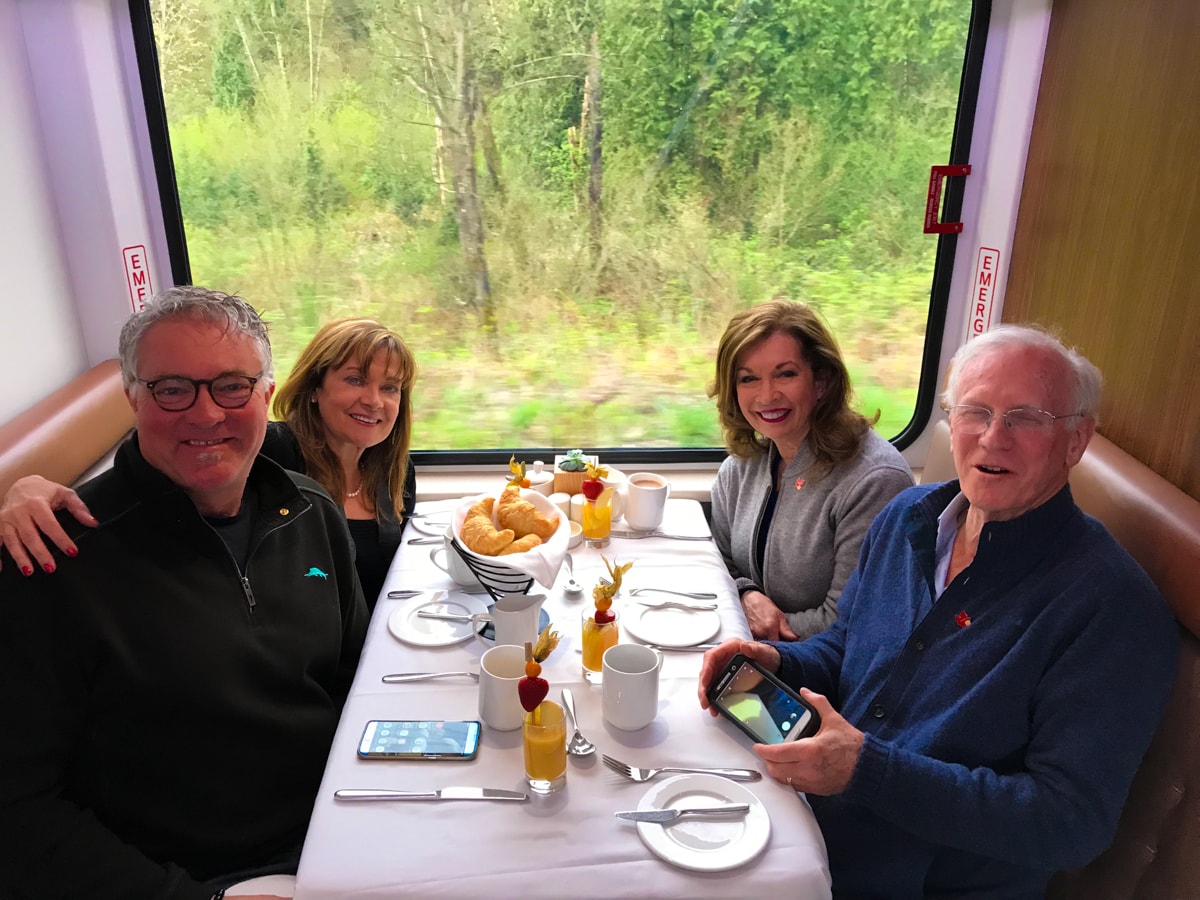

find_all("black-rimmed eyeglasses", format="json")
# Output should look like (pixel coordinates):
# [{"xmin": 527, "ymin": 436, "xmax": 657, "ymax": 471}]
[
  {"xmin": 945, "ymin": 404, "xmax": 1083, "ymax": 435},
  {"xmin": 136, "ymin": 374, "xmax": 262, "ymax": 412}
]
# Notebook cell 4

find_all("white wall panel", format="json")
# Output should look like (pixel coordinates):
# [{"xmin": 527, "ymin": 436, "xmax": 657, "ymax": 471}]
[{"xmin": 0, "ymin": 0, "xmax": 87, "ymax": 422}]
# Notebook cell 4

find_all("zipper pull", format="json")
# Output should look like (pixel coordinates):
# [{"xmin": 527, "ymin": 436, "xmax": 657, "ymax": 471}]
[{"xmin": 241, "ymin": 575, "xmax": 257, "ymax": 614}]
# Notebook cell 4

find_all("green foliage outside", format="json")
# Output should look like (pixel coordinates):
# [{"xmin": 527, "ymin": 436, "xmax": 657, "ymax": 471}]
[{"xmin": 153, "ymin": 0, "xmax": 972, "ymax": 451}]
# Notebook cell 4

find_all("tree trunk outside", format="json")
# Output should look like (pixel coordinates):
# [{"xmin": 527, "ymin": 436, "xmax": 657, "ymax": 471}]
[{"xmin": 586, "ymin": 29, "xmax": 603, "ymax": 264}]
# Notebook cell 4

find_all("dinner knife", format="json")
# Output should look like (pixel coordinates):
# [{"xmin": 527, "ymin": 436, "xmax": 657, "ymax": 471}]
[
  {"xmin": 417, "ymin": 610, "xmax": 476, "ymax": 623},
  {"xmin": 335, "ymin": 787, "xmax": 527, "ymax": 802},
  {"xmin": 614, "ymin": 803, "xmax": 750, "ymax": 823},
  {"xmin": 610, "ymin": 530, "xmax": 713, "ymax": 541}
]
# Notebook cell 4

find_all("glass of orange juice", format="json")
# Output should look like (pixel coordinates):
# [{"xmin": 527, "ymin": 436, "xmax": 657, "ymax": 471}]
[
  {"xmin": 581, "ymin": 608, "xmax": 620, "ymax": 684},
  {"xmin": 523, "ymin": 700, "xmax": 567, "ymax": 794},
  {"xmin": 581, "ymin": 488, "xmax": 613, "ymax": 547}
]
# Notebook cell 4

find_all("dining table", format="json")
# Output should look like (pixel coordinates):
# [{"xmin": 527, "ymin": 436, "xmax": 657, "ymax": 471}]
[{"xmin": 293, "ymin": 497, "xmax": 832, "ymax": 899}]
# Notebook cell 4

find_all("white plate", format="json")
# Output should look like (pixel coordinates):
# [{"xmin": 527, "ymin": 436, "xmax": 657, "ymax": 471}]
[
  {"xmin": 409, "ymin": 516, "xmax": 451, "ymax": 537},
  {"xmin": 633, "ymin": 773, "xmax": 770, "ymax": 872},
  {"xmin": 621, "ymin": 604, "xmax": 720, "ymax": 648},
  {"xmin": 387, "ymin": 592, "xmax": 489, "ymax": 647}
]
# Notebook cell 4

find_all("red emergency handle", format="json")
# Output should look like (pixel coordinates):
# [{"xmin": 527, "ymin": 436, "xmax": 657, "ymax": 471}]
[{"xmin": 924, "ymin": 164, "xmax": 972, "ymax": 234}]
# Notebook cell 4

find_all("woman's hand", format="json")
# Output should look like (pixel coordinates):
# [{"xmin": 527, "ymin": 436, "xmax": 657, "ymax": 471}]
[
  {"xmin": 0, "ymin": 475, "xmax": 97, "ymax": 575},
  {"xmin": 697, "ymin": 638, "xmax": 782, "ymax": 715},
  {"xmin": 740, "ymin": 590, "xmax": 799, "ymax": 641},
  {"xmin": 755, "ymin": 688, "xmax": 864, "ymax": 796}
]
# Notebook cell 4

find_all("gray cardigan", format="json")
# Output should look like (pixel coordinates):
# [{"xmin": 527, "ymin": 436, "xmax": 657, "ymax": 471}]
[{"xmin": 711, "ymin": 429, "xmax": 913, "ymax": 640}]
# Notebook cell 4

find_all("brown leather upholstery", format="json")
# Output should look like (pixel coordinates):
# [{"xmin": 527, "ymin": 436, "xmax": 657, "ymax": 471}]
[
  {"xmin": 0, "ymin": 359, "xmax": 134, "ymax": 498},
  {"xmin": 921, "ymin": 419, "xmax": 1200, "ymax": 899}
]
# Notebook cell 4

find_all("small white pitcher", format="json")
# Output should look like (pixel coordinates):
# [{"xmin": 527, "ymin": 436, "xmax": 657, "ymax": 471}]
[{"xmin": 474, "ymin": 593, "xmax": 546, "ymax": 647}]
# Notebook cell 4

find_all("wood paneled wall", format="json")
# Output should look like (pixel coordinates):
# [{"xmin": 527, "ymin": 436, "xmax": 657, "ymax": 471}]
[{"xmin": 1004, "ymin": 0, "xmax": 1200, "ymax": 500}]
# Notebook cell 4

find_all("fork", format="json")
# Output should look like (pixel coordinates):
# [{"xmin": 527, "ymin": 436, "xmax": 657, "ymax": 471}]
[
  {"xmin": 601, "ymin": 754, "xmax": 762, "ymax": 783},
  {"xmin": 609, "ymin": 528, "xmax": 710, "ymax": 542},
  {"xmin": 634, "ymin": 599, "xmax": 718, "ymax": 612}
]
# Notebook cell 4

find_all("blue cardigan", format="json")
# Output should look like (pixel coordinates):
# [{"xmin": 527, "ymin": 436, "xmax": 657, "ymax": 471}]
[{"xmin": 776, "ymin": 481, "xmax": 1178, "ymax": 899}]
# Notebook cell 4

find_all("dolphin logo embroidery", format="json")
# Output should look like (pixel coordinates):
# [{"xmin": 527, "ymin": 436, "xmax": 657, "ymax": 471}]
[{"xmin": 305, "ymin": 567, "xmax": 329, "ymax": 579}]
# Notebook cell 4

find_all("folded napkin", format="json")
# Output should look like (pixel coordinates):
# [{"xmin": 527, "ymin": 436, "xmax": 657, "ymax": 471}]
[{"xmin": 451, "ymin": 488, "xmax": 569, "ymax": 588}]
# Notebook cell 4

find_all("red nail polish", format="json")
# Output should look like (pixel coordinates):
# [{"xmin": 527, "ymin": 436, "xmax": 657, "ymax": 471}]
[
  {"xmin": 21, "ymin": 566, "xmax": 34, "ymax": 576},
  {"xmin": 66, "ymin": 547, "xmax": 78, "ymax": 557},
  {"xmin": 43, "ymin": 563, "xmax": 56, "ymax": 574}
]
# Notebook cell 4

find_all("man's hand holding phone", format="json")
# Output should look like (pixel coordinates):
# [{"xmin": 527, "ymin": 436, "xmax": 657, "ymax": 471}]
[
  {"xmin": 754, "ymin": 689, "xmax": 863, "ymax": 795},
  {"xmin": 697, "ymin": 639, "xmax": 782, "ymax": 715},
  {"xmin": 698, "ymin": 641, "xmax": 865, "ymax": 796}
]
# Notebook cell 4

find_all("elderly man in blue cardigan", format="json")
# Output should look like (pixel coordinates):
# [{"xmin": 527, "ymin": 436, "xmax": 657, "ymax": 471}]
[{"xmin": 699, "ymin": 324, "xmax": 1178, "ymax": 899}]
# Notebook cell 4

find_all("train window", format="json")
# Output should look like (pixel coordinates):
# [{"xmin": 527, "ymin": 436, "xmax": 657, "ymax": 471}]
[{"xmin": 133, "ymin": 0, "xmax": 985, "ymax": 461}]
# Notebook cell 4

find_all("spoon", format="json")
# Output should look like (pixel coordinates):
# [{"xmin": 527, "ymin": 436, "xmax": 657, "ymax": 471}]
[
  {"xmin": 563, "ymin": 553, "xmax": 585, "ymax": 597},
  {"xmin": 561, "ymin": 688, "xmax": 596, "ymax": 757}
]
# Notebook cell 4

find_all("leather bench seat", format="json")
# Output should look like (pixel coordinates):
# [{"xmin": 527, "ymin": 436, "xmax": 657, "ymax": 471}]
[{"xmin": 0, "ymin": 358, "xmax": 134, "ymax": 498}]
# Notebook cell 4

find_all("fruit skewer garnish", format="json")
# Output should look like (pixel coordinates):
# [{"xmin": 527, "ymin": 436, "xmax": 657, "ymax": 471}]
[
  {"xmin": 507, "ymin": 454, "xmax": 531, "ymax": 488},
  {"xmin": 519, "ymin": 625, "xmax": 563, "ymax": 723},
  {"xmin": 592, "ymin": 555, "xmax": 633, "ymax": 624},
  {"xmin": 579, "ymin": 460, "xmax": 611, "ymax": 502}
]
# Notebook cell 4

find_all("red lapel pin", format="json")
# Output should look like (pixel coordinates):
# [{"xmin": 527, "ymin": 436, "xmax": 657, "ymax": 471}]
[{"xmin": 955, "ymin": 611, "xmax": 972, "ymax": 629}]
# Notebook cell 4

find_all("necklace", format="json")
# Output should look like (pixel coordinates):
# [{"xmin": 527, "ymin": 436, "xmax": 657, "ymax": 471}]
[{"xmin": 346, "ymin": 480, "xmax": 363, "ymax": 499}]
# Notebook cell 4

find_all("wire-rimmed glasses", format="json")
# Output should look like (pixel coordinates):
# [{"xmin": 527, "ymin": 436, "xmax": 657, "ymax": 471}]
[
  {"xmin": 945, "ymin": 404, "xmax": 1083, "ymax": 435},
  {"xmin": 136, "ymin": 374, "xmax": 262, "ymax": 412}
]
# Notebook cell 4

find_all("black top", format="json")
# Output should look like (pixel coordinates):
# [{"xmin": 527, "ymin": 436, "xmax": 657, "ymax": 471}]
[{"xmin": 260, "ymin": 421, "xmax": 415, "ymax": 609}]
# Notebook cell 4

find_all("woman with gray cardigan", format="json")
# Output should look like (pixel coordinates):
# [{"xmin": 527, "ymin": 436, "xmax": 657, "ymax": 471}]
[{"xmin": 708, "ymin": 300, "xmax": 913, "ymax": 641}]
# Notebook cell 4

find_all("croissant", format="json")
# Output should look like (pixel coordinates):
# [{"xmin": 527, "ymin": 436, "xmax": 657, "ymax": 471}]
[
  {"xmin": 497, "ymin": 533, "xmax": 543, "ymax": 555},
  {"xmin": 496, "ymin": 486, "xmax": 558, "ymax": 541},
  {"xmin": 461, "ymin": 505, "xmax": 515, "ymax": 555}
]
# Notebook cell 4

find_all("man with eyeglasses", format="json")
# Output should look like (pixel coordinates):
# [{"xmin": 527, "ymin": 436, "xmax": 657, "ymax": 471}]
[
  {"xmin": 0, "ymin": 287, "xmax": 368, "ymax": 899},
  {"xmin": 699, "ymin": 324, "xmax": 1177, "ymax": 898}
]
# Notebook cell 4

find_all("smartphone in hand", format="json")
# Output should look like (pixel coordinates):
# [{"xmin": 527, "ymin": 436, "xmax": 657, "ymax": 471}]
[{"xmin": 706, "ymin": 653, "xmax": 820, "ymax": 744}]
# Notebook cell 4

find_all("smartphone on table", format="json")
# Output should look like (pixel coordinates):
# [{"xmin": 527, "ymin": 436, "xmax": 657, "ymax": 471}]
[
  {"xmin": 357, "ymin": 720, "xmax": 481, "ymax": 760},
  {"xmin": 706, "ymin": 653, "xmax": 821, "ymax": 744}
]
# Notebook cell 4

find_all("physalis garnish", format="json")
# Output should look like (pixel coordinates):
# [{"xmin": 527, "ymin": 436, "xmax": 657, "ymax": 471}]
[
  {"xmin": 507, "ymin": 454, "xmax": 531, "ymax": 489},
  {"xmin": 593, "ymin": 556, "xmax": 633, "ymax": 624}
]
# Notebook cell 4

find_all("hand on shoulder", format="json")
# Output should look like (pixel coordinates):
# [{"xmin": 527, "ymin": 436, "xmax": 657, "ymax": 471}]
[{"xmin": 0, "ymin": 475, "xmax": 97, "ymax": 575}]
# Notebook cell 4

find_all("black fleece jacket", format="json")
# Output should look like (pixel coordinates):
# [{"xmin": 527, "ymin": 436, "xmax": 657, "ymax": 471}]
[{"xmin": 0, "ymin": 434, "xmax": 367, "ymax": 899}]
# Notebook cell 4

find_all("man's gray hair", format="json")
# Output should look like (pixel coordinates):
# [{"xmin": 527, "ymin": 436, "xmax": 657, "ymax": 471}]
[
  {"xmin": 942, "ymin": 324, "xmax": 1102, "ymax": 423},
  {"xmin": 118, "ymin": 286, "xmax": 273, "ymax": 388}
]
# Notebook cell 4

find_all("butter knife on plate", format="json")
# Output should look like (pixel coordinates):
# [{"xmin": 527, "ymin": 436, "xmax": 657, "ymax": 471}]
[
  {"xmin": 335, "ymin": 787, "xmax": 527, "ymax": 802},
  {"xmin": 614, "ymin": 803, "xmax": 750, "ymax": 824}
]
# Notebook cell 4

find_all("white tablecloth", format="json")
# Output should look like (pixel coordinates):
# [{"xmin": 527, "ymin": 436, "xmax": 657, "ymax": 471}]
[{"xmin": 294, "ymin": 499, "xmax": 831, "ymax": 899}]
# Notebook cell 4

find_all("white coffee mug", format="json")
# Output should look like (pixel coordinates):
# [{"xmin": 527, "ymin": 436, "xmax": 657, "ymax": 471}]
[
  {"xmin": 624, "ymin": 472, "xmax": 670, "ymax": 531},
  {"xmin": 601, "ymin": 477, "xmax": 626, "ymax": 521},
  {"xmin": 478, "ymin": 644, "xmax": 527, "ymax": 731},
  {"xmin": 602, "ymin": 644, "xmax": 663, "ymax": 731},
  {"xmin": 430, "ymin": 529, "xmax": 484, "ymax": 590}
]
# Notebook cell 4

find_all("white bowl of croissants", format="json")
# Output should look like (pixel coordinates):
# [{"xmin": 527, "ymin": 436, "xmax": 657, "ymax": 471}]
[{"xmin": 450, "ymin": 486, "xmax": 570, "ymax": 589}]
